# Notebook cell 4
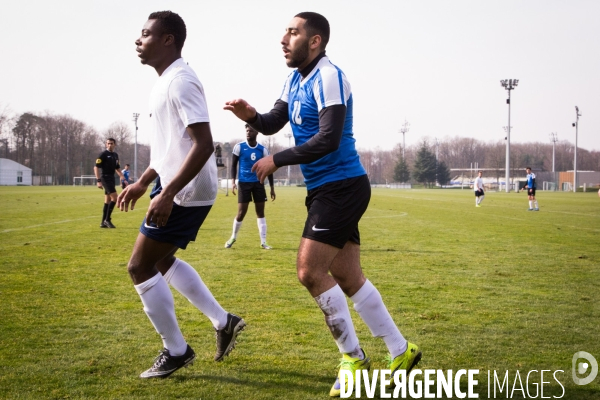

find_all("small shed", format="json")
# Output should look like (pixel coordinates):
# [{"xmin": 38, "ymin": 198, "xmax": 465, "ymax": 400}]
[{"xmin": 0, "ymin": 158, "xmax": 32, "ymax": 185}]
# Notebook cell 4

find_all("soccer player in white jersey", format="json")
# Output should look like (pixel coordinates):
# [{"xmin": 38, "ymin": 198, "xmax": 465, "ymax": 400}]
[
  {"xmin": 225, "ymin": 124, "xmax": 276, "ymax": 249},
  {"xmin": 525, "ymin": 167, "xmax": 539, "ymax": 211},
  {"xmin": 118, "ymin": 11, "xmax": 245, "ymax": 379},
  {"xmin": 224, "ymin": 12, "xmax": 421, "ymax": 397},
  {"xmin": 474, "ymin": 170, "xmax": 485, "ymax": 207}
]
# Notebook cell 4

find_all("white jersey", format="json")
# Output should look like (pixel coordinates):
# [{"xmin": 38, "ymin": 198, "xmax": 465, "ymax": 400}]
[
  {"xmin": 148, "ymin": 58, "xmax": 217, "ymax": 207},
  {"xmin": 474, "ymin": 177, "xmax": 484, "ymax": 191}
]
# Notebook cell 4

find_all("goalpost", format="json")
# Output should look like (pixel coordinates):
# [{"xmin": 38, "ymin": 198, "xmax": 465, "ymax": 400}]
[{"xmin": 73, "ymin": 175, "xmax": 98, "ymax": 186}]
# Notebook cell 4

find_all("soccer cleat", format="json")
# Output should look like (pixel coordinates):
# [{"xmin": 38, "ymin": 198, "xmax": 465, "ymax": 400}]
[
  {"xmin": 103, "ymin": 220, "xmax": 116, "ymax": 228},
  {"xmin": 100, "ymin": 223, "xmax": 108, "ymax": 228},
  {"xmin": 534, "ymin": 208, "xmax": 539, "ymax": 211},
  {"xmin": 528, "ymin": 208, "xmax": 534, "ymax": 211},
  {"xmin": 139, "ymin": 345, "xmax": 196, "ymax": 379},
  {"xmin": 214, "ymin": 313, "xmax": 246, "ymax": 361},
  {"xmin": 386, "ymin": 342, "xmax": 422, "ymax": 389},
  {"xmin": 224, "ymin": 238, "xmax": 236, "ymax": 248},
  {"xmin": 330, "ymin": 350, "xmax": 371, "ymax": 397},
  {"xmin": 260, "ymin": 242, "xmax": 272, "ymax": 250},
  {"xmin": 475, "ymin": 204, "xmax": 481, "ymax": 207}
]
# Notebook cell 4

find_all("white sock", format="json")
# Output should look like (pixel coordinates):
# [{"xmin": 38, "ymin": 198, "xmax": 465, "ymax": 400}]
[
  {"xmin": 475, "ymin": 198, "xmax": 479, "ymax": 205},
  {"xmin": 231, "ymin": 218, "xmax": 243, "ymax": 239},
  {"xmin": 479, "ymin": 195, "xmax": 484, "ymax": 204},
  {"xmin": 534, "ymin": 200, "xmax": 538, "ymax": 208},
  {"xmin": 314, "ymin": 285, "xmax": 360, "ymax": 354},
  {"xmin": 257, "ymin": 217, "xmax": 267, "ymax": 244},
  {"xmin": 134, "ymin": 272, "xmax": 187, "ymax": 356},
  {"xmin": 163, "ymin": 258, "xmax": 228, "ymax": 329},
  {"xmin": 529, "ymin": 200, "xmax": 533, "ymax": 209},
  {"xmin": 351, "ymin": 280, "xmax": 407, "ymax": 359}
]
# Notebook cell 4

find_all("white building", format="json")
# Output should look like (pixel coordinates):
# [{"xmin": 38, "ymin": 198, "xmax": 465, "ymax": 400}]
[{"xmin": 0, "ymin": 158, "xmax": 32, "ymax": 185}]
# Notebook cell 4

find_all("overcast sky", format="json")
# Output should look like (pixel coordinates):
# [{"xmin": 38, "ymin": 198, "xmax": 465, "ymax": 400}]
[{"xmin": 1, "ymin": 0, "xmax": 598, "ymax": 152}]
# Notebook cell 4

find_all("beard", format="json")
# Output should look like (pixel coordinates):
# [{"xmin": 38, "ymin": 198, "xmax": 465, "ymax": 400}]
[{"xmin": 286, "ymin": 38, "xmax": 310, "ymax": 68}]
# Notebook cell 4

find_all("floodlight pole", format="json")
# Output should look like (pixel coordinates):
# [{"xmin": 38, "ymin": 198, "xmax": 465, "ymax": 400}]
[
  {"xmin": 132, "ymin": 113, "xmax": 140, "ymax": 182},
  {"xmin": 501, "ymin": 79, "xmax": 518, "ymax": 193},
  {"xmin": 573, "ymin": 106, "xmax": 581, "ymax": 192},
  {"xmin": 550, "ymin": 132, "xmax": 558, "ymax": 173},
  {"xmin": 284, "ymin": 131, "xmax": 292, "ymax": 186},
  {"xmin": 399, "ymin": 120, "xmax": 410, "ymax": 159}
]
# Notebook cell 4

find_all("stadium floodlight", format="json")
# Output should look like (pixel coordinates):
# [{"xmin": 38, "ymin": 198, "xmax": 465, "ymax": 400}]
[
  {"xmin": 132, "ymin": 113, "xmax": 140, "ymax": 183},
  {"xmin": 550, "ymin": 132, "xmax": 558, "ymax": 173},
  {"xmin": 500, "ymin": 79, "xmax": 518, "ymax": 192},
  {"xmin": 399, "ymin": 120, "xmax": 410, "ymax": 159},
  {"xmin": 573, "ymin": 106, "xmax": 581, "ymax": 192}
]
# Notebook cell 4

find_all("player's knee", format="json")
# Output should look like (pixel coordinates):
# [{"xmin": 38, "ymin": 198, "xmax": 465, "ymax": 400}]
[{"xmin": 297, "ymin": 266, "xmax": 318, "ymax": 289}]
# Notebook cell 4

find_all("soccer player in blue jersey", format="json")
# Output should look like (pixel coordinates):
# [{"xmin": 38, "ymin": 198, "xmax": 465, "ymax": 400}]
[
  {"xmin": 224, "ymin": 12, "xmax": 421, "ymax": 397},
  {"xmin": 525, "ymin": 167, "xmax": 539, "ymax": 211},
  {"xmin": 225, "ymin": 124, "xmax": 276, "ymax": 249}
]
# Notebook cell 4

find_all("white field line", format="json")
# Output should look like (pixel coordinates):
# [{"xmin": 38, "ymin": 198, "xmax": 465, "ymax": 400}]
[{"xmin": 1, "ymin": 216, "xmax": 97, "ymax": 233}]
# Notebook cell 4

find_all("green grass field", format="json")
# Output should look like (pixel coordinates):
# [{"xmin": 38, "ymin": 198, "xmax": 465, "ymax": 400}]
[{"xmin": 1, "ymin": 186, "xmax": 599, "ymax": 399}]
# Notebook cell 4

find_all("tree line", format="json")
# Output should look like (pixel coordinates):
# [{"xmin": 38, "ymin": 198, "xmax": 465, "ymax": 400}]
[{"xmin": 1, "ymin": 104, "xmax": 598, "ymax": 186}]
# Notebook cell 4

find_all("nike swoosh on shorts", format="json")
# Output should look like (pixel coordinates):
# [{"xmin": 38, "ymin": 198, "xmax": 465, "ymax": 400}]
[
  {"xmin": 144, "ymin": 222, "xmax": 159, "ymax": 230},
  {"xmin": 312, "ymin": 225, "xmax": 330, "ymax": 232}
]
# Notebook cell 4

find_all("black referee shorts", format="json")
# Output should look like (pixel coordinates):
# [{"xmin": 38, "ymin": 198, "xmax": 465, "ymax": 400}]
[
  {"xmin": 302, "ymin": 174, "xmax": 370, "ymax": 249},
  {"xmin": 101, "ymin": 176, "xmax": 117, "ymax": 195}
]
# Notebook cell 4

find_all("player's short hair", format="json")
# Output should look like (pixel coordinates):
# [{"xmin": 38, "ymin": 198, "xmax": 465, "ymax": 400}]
[
  {"xmin": 125, "ymin": 164, "xmax": 130, "ymax": 167},
  {"xmin": 526, "ymin": 166, "xmax": 532, "ymax": 170},
  {"xmin": 107, "ymin": 138, "xmax": 116, "ymax": 144},
  {"xmin": 295, "ymin": 12, "xmax": 330, "ymax": 50},
  {"xmin": 478, "ymin": 170, "xmax": 483, "ymax": 174},
  {"xmin": 148, "ymin": 11, "xmax": 187, "ymax": 52}
]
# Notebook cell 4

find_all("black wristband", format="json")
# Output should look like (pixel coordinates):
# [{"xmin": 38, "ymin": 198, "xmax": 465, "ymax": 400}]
[{"xmin": 97, "ymin": 179, "xmax": 101, "ymax": 182}]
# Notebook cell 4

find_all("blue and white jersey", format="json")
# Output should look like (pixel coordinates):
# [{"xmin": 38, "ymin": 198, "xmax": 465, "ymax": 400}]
[
  {"xmin": 527, "ymin": 172, "xmax": 536, "ymax": 188},
  {"xmin": 279, "ymin": 56, "xmax": 365, "ymax": 190},
  {"xmin": 232, "ymin": 141, "xmax": 269, "ymax": 183}
]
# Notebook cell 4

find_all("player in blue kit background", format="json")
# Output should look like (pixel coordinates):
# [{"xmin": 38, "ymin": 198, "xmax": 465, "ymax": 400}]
[
  {"xmin": 225, "ymin": 124, "xmax": 275, "ymax": 249},
  {"xmin": 224, "ymin": 11, "xmax": 421, "ymax": 397},
  {"xmin": 524, "ymin": 167, "xmax": 539, "ymax": 211}
]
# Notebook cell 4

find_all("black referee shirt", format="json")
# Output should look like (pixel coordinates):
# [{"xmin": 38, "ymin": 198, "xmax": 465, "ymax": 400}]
[{"xmin": 95, "ymin": 150, "xmax": 121, "ymax": 176}]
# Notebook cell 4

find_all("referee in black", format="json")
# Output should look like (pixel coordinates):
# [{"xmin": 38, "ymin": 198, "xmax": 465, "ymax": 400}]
[{"xmin": 94, "ymin": 138, "xmax": 127, "ymax": 228}]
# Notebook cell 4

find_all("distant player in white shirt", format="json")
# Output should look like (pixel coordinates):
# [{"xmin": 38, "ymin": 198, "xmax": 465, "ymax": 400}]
[
  {"xmin": 118, "ymin": 11, "xmax": 245, "ymax": 379},
  {"xmin": 474, "ymin": 170, "xmax": 485, "ymax": 207}
]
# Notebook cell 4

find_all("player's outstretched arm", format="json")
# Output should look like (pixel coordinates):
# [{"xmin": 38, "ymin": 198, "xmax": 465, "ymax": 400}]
[{"xmin": 224, "ymin": 99, "xmax": 257, "ymax": 122}]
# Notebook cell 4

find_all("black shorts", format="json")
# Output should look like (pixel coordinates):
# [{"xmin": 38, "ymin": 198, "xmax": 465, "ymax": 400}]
[
  {"xmin": 302, "ymin": 175, "xmax": 370, "ymax": 249},
  {"xmin": 528, "ymin": 188, "xmax": 536, "ymax": 196},
  {"xmin": 238, "ymin": 181, "xmax": 267, "ymax": 203},
  {"xmin": 475, "ymin": 189, "xmax": 484, "ymax": 197},
  {"xmin": 101, "ymin": 176, "xmax": 116, "ymax": 195},
  {"xmin": 139, "ymin": 204, "xmax": 212, "ymax": 250}
]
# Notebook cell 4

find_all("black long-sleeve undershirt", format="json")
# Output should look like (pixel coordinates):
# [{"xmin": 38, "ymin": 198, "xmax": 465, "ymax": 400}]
[{"xmin": 248, "ymin": 102, "xmax": 347, "ymax": 168}]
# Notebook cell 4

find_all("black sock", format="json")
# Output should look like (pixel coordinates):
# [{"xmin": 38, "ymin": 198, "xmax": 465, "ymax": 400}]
[
  {"xmin": 102, "ymin": 203, "xmax": 108, "ymax": 223},
  {"xmin": 107, "ymin": 201, "xmax": 116, "ymax": 221}
]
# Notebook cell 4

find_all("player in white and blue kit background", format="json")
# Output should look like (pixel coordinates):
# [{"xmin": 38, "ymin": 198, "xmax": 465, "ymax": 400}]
[
  {"xmin": 525, "ymin": 167, "xmax": 539, "ymax": 211},
  {"xmin": 225, "ymin": 124, "xmax": 275, "ymax": 249},
  {"xmin": 224, "ymin": 12, "xmax": 420, "ymax": 397}
]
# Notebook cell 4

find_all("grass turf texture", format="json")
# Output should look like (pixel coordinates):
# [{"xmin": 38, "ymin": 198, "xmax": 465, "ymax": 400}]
[{"xmin": 0, "ymin": 186, "xmax": 599, "ymax": 399}]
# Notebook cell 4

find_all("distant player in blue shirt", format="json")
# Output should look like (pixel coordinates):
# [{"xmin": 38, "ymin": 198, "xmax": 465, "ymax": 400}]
[
  {"xmin": 225, "ymin": 124, "xmax": 276, "ymax": 249},
  {"xmin": 524, "ymin": 167, "xmax": 539, "ymax": 211},
  {"xmin": 121, "ymin": 164, "xmax": 131, "ymax": 189},
  {"xmin": 224, "ymin": 12, "xmax": 420, "ymax": 396}
]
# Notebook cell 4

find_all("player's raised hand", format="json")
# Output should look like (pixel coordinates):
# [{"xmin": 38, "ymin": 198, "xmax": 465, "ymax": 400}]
[
  {"xmin": 223, "ymin": 99, "xmax": 257, "ymax": 122},
  {"xmin": 251, "ymin": 155, "xmax": 278, "ymax": 184}
]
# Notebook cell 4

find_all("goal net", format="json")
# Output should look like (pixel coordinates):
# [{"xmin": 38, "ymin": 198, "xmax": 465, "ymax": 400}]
[{"xmin": 73, "ymin": 175, "xmax": 98, "ymax": 186}]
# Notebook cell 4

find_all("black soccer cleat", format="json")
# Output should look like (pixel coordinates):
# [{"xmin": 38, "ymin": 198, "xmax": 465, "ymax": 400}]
[
  {"xmin": 214, "ymin": 313, "xmax": 246, "ymax": 361},
  {"xmin": 100, "ymin": 223, "xmax": 108, "ymax": 228},
  {"xmin": 139, "ymin": 345, "xmax": 196, "ymax": 379},
  {"xmin": 103, "ymin": 220, "xmax": 116, "ymax": 228}
]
